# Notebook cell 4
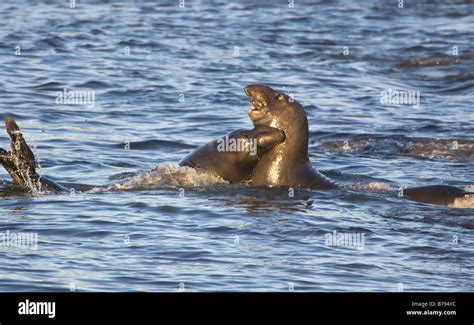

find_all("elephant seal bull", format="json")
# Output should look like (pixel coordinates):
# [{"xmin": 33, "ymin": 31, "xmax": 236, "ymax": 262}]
[
  {"xmin": 244, "ymin": 84, "xmax": 337, "ymax": 189},
  {"xmin": 243, "ymin": 84, "xmax": 472, "ymax": 205},
  {"xmin": 0, "ymin": 116, "xmax": 285, "ymax": 191}
]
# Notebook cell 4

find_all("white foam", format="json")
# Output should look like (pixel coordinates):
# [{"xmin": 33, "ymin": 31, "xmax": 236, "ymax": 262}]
[
  {"xmin": 109, "ymin": 163, "xmax": 228, "ymax": 191},
  {"xmin": 448, "ymin": 194, "xmax": 474, "ymax": 209},
  {"xmin": 464, "ymin": 184, "xmax": 474, "ymax": 192},
  {"xmin": 348, "ymin": 182, "xmax": 393, "ymax": 192}
]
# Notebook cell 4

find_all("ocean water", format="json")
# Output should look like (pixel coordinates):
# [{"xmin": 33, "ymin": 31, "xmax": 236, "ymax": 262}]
[{"xmin": 0, "ymin": 0, "xmax": 473, "ymax": 291}]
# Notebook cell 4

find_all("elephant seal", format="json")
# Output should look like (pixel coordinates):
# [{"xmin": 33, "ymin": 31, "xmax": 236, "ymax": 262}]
[
  {"xmin": 244, "ymin": 84, "xmax": 473, "ymax": 205},
  {"xmin": 0, "ymin": 116, "xmax": 285, "ymax": 191},
  {"xmin": 244, "ymin": 84, "xmax": 337, "ymax": 189},
  {"xmin": 179, "ymin": 126, "xmax": 285, "ymax": 183},
  {"xmin": 1, "ymin": 87, "xmax": 472, "ymax": 206}
]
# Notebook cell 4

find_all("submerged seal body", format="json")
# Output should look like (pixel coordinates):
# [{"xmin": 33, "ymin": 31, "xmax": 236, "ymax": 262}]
[
  {"xmin": 403, "ymin": 185, "xmax": 473, "ymax": 206},
  {"xmin": 179, "ymin": 126, "xmax": 285, "ymax": 183},
  {"xmin": 244, "ymin": 84, "xmax": 337, "ymax": 189}
]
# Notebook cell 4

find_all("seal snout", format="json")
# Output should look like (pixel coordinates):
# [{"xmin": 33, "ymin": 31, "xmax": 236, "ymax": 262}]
[
  {"xmin": 244, "ymin": 84, "xmax": 263, "ymax": 98},
  {"xmin": 244, "ymin": 85, "xmax": 265, "ymax": 108},
  {"xmin": 244, "ymin": 86, "xmax": 251, "ymax": 96}
]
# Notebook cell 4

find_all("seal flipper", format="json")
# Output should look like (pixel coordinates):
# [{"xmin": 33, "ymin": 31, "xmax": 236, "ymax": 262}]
[
  {"xmin": 4, "ymin": 117, "xmax": 37, "ymax": 185},
  {"xmin": 0, "ymin": 117, "xmax": 65, "ymax": 193},
  {"xmin": 254, "ymin": 127, "xmax": 286, "ymax": 153},
  {"xmin": 0, "ymin": 148, "xmax": 23, "ymax": 185}
]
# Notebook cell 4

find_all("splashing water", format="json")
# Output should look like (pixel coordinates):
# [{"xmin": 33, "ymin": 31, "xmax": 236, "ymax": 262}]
[
  {"xmin": 90, "ymin": 164, "xmax": 228, "ymax": 192},
  {"xmin": 449, "ymin": 195, "xmax": 474, "ymax": 209},
  {"xmin": 348, "ymin": 182, "xmax": 394, "ymax": 192}
]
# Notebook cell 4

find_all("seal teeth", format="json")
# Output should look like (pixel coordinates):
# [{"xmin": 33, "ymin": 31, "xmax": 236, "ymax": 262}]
[{"xmin": 251, "ymin": 101, "xmax": 262, "ymax": 110}]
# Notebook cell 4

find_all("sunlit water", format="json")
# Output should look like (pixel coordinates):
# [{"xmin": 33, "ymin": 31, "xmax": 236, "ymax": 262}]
[{"xmin": 0, "ymin": 0, "xmax": 473, "ymax": 291}]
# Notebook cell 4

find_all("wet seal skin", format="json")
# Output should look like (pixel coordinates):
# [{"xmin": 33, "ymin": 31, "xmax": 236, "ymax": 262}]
[
  {"xmin": 179, "ymin": 126, "xmax": 285, "ymax": 183},
  {"xmin": 245, "ymin": 84, "xmax": 337, "ymax": 189},
  {"xmin": 402, "ymin": 185, "xmax": 473, "ymax": 206}
]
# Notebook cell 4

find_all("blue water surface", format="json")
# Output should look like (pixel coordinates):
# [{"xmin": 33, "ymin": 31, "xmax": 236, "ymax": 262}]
[{"xmin": 0, "ymin": 0, "xmax": 473, "ymax": 291}]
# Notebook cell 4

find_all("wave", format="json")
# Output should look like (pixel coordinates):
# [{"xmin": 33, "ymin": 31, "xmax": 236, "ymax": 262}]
[
  {"xmin": 29, "ymin": 81, "xmax": 64, "ymax": 91},
  {"xmin": 75, "ymin": 80, "xmax": 113, "ymax": 89},
  {"xmin": 37, "ymin": 35, "xmax": 66, "ymax": 49},
  {"xmin": 116, "ymin": 39, "xmax": 163, "ymax": 49}
]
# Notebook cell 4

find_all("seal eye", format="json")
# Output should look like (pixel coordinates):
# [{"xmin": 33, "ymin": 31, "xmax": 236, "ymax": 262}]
[{"xmin": 275, "ymin": 93, "xmax": 285, "ymax": 101}]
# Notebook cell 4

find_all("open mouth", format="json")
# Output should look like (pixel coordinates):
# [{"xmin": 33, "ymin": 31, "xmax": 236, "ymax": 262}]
[
  {"xmin": 245, "ymin": 88, "xmax": 268, "ymax": 124},
  {"xmin": 244, "ymin": 88, "xmax": 266, "ymax": 111},
  {"xmin": 247, "ymin": 99, "xmax": 266, "ymax": 123},
  {"xmin": 246, "ymin": 94, "xmax": 267, "ymax": 114},
  {"xmin": 250, "ymin": 98, "xmax": 265, "ymax": 111}
]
